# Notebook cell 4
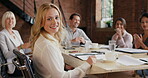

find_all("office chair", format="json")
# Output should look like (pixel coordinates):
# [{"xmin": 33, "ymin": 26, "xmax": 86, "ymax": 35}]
[
  {"xmin": 12, "ymin": 49, "xmax": 35, "ymax": 78},
  {"xmin": 0, "ymin": 48, "xmax": 9, "ymax": 78}
]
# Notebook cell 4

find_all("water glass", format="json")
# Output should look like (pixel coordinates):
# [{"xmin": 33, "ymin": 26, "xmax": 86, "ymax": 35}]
[
  {"xmin": 109, "ymin": 40, "xmax": 116, "ymax": 51},
  {"xmin": 65, "ymin": 41, "xmax": 72, "ymax": 49}
]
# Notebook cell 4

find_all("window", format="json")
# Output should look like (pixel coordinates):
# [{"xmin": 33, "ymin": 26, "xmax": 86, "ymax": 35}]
[{"xmin": 97, "ymin": 0, "xmax": 113, "ymax": 28}]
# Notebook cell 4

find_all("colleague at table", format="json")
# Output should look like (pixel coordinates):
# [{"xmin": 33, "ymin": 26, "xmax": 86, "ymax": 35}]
[
  {"xmin": 0, "ymin": 11, "xmax": 30, "ymax": 76},
  {"xmin": 111, "ymin": 17, "xmax": 133, "ymax": 48},
  {"xmin": 134, "ymin": 12, "xmax": 148, "ymax": 50},
  {"xmin": 65, "ymin": 13, "xmax": 92, "ymax": 46},
  {"xmin": 134, "ymin": 12, "xmax": 148, "ymax": 77},
  {"xmin": 30, "ymin": 3, "xmax": 96, "ymax": 78}
]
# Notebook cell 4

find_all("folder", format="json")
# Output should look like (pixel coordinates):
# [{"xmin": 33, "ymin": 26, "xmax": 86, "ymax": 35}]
[{"xmin": 115, "ymin": 48, "xmax": 148, "ymax": 54}]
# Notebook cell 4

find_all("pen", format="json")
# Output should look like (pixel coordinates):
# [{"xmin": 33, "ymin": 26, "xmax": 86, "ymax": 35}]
[
  {"xmin": 91, "ymin": 51, "xmax": 105, "ymax": 54},
  {"xmin": 139, "ymin": 59, "xmax": 148, "ymax": 62}
]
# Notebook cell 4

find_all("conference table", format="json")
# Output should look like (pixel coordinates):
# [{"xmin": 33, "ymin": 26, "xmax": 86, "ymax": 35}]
[{"xmin": 62, "ymin": 45, "xmax": 148, "ymax": 75}]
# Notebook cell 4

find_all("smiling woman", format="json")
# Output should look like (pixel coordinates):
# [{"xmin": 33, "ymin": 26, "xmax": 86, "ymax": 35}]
[
  {"xmin": 30, "ymin": 3, "xmax": 96, "ymax": 78},
  {"xmin": 0, "ymin": 11, "xmax": 30, "ymax": 77},
  {"xmin": 43, "ymin": 8, "xmax": 60, "ymax": 36}
]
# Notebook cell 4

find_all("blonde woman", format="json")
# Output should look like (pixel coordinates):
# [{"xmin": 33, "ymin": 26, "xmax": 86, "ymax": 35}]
[
  {"xmin": 0, "ymin": 11, "xmax": 30, "ymax": 76},
  {"xmin": 30, "ymin": 3, "xmax": 96, "ymax": 78}
]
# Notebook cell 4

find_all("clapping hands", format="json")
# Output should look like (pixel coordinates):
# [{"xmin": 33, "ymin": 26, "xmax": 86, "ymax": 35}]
[{"xmin": 133, "ymin": 34, "xmax": 143, "ymax": 48}]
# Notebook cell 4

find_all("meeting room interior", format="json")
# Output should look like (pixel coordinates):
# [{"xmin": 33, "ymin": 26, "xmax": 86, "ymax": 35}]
[{"xmin": 0, "ymin": 0, "xmax": 148, "ymax": 78}]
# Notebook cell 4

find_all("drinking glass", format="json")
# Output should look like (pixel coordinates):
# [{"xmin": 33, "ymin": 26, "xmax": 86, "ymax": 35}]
[
  {"xmin": 109, "ymin": 40, "xmax": 116, "ymax": 51},
  {"xmin": 65, "ymin": 41, "xmax": 72, "ymax": 49}
]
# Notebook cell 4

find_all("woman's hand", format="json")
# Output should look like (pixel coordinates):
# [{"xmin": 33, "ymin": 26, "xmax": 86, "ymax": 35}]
[
  {"xmin": 86, "ymin": 55, "xmax": 96, "ymax": 65},
  {"xmin": 113, "ymin": 33, "xmax": 119, "ymax": 40},
  {"xmin": 133, "ymin": 34, "xmax": 143, "ymax": 48},
  {"xmin": 22, "ymin": 42, "xmax": 30, "ymax": 49},
  {"xmin": 116, "ymin": 28, "xmax": 122, "ymax": 39}
]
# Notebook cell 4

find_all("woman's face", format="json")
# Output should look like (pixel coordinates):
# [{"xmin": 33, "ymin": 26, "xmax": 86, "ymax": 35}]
[
  {"xmin": 140, "ymin": 17, "xmax": 148, "ymax": 31},
  {"xmin": 43, "ymin": 8, "xmax": 60, "ymax": 36},
  {"xmin": 5, "ymin": 17, "xmax": 15, "ymax": 29},
  {"xmin": 115, "ymin": 20, "xmax": 124, "ymax": 29}
]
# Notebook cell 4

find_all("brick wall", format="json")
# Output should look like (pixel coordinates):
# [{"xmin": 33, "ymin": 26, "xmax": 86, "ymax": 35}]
[
  {"xmin": 10, "ymin": 0, "xmax": 35, "ymax": 17},
  {"xmin": 0, "ymin": 2, "xmax": 31, "ymax": 42},
  {"xmin": 0, "ymin": 0, "xmax": 147, "ymax": 44},
  {"xmin": 0, "ymin": 0, "xmax": 91, "ymax": 42},
  {"xmin": 94, "ymin": 0, "xmax": 148, "ymax": 44}
]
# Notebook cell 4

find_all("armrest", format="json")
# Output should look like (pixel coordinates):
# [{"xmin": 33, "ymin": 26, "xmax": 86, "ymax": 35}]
[{"xmin": 12, "ymin": 58, "xmax": 27, "ymax": 70}]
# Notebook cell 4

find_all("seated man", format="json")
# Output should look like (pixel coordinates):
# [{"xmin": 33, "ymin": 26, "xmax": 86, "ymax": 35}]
[{"xmin": 65, "ymin": 13, "xmax": 92, "ymax": 47}]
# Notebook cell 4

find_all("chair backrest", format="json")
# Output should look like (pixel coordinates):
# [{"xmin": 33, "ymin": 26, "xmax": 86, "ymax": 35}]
[
  {"xmin": 12, "ymin": 49, "xmax": 35, "ymax": 78},
  {"xmin": 0, "ymin": 48, "xmax": 9, "ymax": 78}
]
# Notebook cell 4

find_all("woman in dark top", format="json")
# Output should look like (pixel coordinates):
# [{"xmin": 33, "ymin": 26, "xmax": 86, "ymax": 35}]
[
  {"xmin": 134, "ymin": 12, "xmax": 148, "ymax": 77},
  {"xmin": 134, "ymin": 13, "xmax": 148, "ymax": 50}
]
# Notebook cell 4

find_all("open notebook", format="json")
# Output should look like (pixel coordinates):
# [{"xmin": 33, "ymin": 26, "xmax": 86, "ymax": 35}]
[{"xmin": 115, "ymin": 48, "xmax": 148, "ymax": 54}]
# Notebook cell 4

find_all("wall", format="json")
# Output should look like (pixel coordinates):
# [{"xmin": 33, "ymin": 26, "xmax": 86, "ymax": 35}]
[
  {"xmin": 94, "ymin": 0, "xmax": 148, "ymax": 44},
  {"xmin": 9, "ymin": 0, "xmax": 90, "ymax": 27},
  {"xmin": 0, "ymin": 0, "xmax": 91, "ymax": 43},
  {"xmin": 0, "ymin": 0, "xmax": 147, "ymax": 44},
  {"xmin": 0, "ymin": 2, "xmax": 31, "ymax": 42}
]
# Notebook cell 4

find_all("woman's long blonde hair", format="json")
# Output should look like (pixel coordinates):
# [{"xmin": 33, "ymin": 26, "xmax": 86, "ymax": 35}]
[{"xmin": 30, "ymin": 3, "xmax": 65, "ymax": 50}]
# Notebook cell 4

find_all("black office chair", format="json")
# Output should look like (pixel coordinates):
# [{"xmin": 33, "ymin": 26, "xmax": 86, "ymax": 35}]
[
  {"xmin": 12, "ymin": 49, "xmax": 35, "ymax": 78},
  {"xmin": 0, "ymin": 48, "xmax": 9, "ymax": 78}
]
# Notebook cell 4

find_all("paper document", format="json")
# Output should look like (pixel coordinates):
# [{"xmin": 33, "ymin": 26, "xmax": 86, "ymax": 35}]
[
  {"xmin": 115, "ymin": 48, "xmax": 148, "ymax": 54},
  {"xmin": 100, "ymin": 45, "xmax": 109, "ymax": 49},
  {"xmin": 116, "ymin": 55, "xmax": 145, "ymax": 66},
  {"xmin": 69, "ymin": 53, "xmax": 105, "ymax": 60}
]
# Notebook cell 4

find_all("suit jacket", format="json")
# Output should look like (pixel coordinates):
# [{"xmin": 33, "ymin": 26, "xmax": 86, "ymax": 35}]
[{"xmin": 0, "ymin": 29, "xmax": 24, "ymax": 74}]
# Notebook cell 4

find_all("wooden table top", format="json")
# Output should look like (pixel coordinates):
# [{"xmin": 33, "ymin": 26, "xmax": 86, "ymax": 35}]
[{"xmin": 62, "ymin": 46, "xmax": 148, "ymax": 74}]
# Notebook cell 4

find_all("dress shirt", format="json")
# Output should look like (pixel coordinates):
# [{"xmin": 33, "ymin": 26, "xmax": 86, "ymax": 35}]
[
  {"xmin": 33, "ymin": 34, "xmax": 91, "ymax": 78},
  {"xmin": 65, "ymin": 26, "xmax": 92, "ymax": 46},
  {"xmin": 112, "ymin": 30, "xmax": 133, "ymax": 48}
]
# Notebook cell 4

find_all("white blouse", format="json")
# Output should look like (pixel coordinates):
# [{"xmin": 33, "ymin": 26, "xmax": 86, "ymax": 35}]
[
  {"xmin": 33, "ymin": 34, "xmax": 91, "ymax": 78},
  {"xmin": 112, "ymin": 30, "xmax": 133, "ymax": 48}
]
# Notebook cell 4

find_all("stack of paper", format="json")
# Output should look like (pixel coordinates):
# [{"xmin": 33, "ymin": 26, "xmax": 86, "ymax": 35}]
[
  {"xmin": 99, "ymin": 45, "xmax": 109, "ymax": 49},
  {"xmin": 116, "ymin": 55, "xmax": 145, "ymax": 66}
]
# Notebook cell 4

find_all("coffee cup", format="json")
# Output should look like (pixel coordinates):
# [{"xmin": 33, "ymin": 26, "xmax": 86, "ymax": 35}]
[{"xmin": 105, "ymin": 51, "xmax": 118, "ymax": 61}]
